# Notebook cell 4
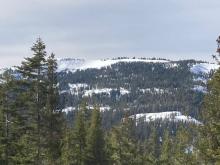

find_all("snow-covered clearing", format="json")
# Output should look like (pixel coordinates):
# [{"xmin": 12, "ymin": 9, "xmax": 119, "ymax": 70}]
[{"xmin": 130, "ymin": 111, "xmax": 201, "ymax": 125}]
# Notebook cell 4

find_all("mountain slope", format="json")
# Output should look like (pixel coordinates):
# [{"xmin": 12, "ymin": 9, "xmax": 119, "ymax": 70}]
[
  {"xmin": 0, "ymin": 57, "xmax": 218, "ymax": 128},
  {"xmin": 55, "ymin": 58, "xmax": 218, "ymax": 128}
]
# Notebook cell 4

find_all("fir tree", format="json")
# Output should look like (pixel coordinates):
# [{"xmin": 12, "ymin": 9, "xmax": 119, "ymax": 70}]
[
  {"xmin": 199, "ymin": 36, "xmax": 220, "ymax": 164},
  {"xmin": 44, "ymin": 53, "xmax": 64, "ymax": 165},
  {"xmin": 17, "ymin": 38, "xmax": 48, "ymax": 164},
  {"xmin": 61, "ymin": 123, "xmax": 72, "ymax": 165},
  {"xmin": 0, "ymin": 70, "xmax": 30, "ymax": 164},
  {"xmin": 85, "ymin": 106, "xmax": 108, "ymax": 165},
  {"xmin": 145, "ymin": 127, "xmax": 159, "ymax": 164},
  {"xmin": 61, "ymin": 102, "xmax": 89, "ymax": 165},
  {"xmin": 199, "ymin": 69, "xmax": 220, "ymax": 164},
  {"xmin": 71, "ymin": 103, "xmax": 87, "ymax": 165},
  {"xmin": 0, "ymin": 70, "xmax": 13, "ymax": 164},
  {"xmin": 160, "ymin": 129, "xmax": 173, "ymax": 164},
  {"xmin": 173, "ymin": 125, "xmax": 196, "ymax": 165},
  {"xmin": 109, "ymin": 115, "xmax": 139, "ymax": 165}
]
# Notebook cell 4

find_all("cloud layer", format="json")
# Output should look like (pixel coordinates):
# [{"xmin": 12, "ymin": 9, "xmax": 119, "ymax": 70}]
[{"xmin": 0, "ymin": 0, "xmax": 220, "ymax": 67}]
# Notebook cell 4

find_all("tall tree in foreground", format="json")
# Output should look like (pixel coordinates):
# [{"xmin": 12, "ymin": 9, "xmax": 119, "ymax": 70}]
[
  {"xmin": 85, "ymin": 106, "xmax": 108, "ymax": 165},
  {"xmin": 0, "ymin": 70, "xmax": 31, "ymax": 164},
  {"xmin": 199, "ymin": 36, "xmax": 220, "ymax": 164},
  {"xmin": 18, "ymin": 38, "xmax": 47, "ymax": 164},
  {"xmin": 44, "ymin": 53, "xmax": 64, "ymax": 165}
]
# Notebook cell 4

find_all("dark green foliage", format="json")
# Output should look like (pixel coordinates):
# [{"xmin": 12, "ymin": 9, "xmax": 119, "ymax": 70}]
[
  {"xmin": 0, "ymin": 38, "xmax": 65, "ymax": 164},
  {"xmin": 17, "ymin": 38, "xmax": 48, "ymax": 164},
  {"xmin": 44, "ymin": 53, "xmax": 64, "ymax": 165},
  {"xmin": 159, "ymin": 129, "xmax": 173, "ymax": 164},
  {"xmin": 0, "ymin": 70, "xmax": 37, "ymax": 164},
  {"xmin": 109, "ymin": 116, "xmax": 140, "ymax": 165},
  {"xmin": 85, "ymin": 106, "xmax": 109, "ymax": 165},
  {"xmin": 61, "ymin": 123, "xmax": 72, "ymax": 165},
  {"xmin": 199, "ymin": 69, "xmax": 220, "ymax": 164},
  {"xmin": 61, "ymin": 103, "xmax": 88, "ymax": 165},
  {"xmin": 0, "ymin": 71, "xmax": 18, "ymax": 164},
  {"xmin": 197, "ymin": 37, "xmax": 220, "ymax": 164}
]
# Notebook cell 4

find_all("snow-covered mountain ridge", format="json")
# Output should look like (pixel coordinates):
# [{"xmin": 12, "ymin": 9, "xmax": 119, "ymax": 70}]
[
  {"xmin": 57, "ymin": 58, "xmax": 170, "ymax": 72},
  {"xmin": 0, "ymin": 58, "xmax": 218, "ymax": 76},
  {"xmin": 57, "ymin": 58, "xmax": 219, "ymax": 75}
]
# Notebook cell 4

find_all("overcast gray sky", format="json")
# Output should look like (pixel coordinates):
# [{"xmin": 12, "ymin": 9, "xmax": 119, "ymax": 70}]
[{"xmin": 0, "ymin": 0, "xmax": 220, "ymax": 67}]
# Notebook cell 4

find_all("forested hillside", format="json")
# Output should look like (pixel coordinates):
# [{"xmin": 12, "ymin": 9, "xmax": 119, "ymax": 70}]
[{"xmin": 56, "ymin": 58, "xmax": 217, "ymax": 129}]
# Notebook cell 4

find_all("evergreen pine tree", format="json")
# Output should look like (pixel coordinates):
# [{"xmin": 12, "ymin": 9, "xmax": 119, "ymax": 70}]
[
  {"xmin": 173, "ymin": 125, "xmax": 196, "ymax": 165},
  {"xmin": 160, "ymin": 129, "xmax": 173, "ymax": 164},
  {"xmin": 146, "ymin": 126, "xmax": 159, "ymax": 164},
  {"xmin": 0, "ymin": 70, "xmax": 31, "ymax": 164},
  {"xmin": 17, "ymin": 38, "xmax": 48, "ymax": 164},
  {"xmin": 199, "ymin": 69, "xmax": 220, "ymax": 164},
  {"xmin": 61, "ymin": 123, "xmax": 72, "ymax": 165},
  {"xmin": 0, "ymin": 70, "xmax": 14, "ymax": 165},
  {"xmin": 44, "ymin": 53, "xmax": 64, "ymax": 165},
  {"xmin": 109, "ymin": 115, "xmax": 139, "ymax": 165},
  {"xmin": 71, "ymin": 103, "xmax": 87, "ymax": 165},
  {"xmin": 199, "ymin": 36, "xmax": 220, "ymax": 164},
  {"xmin": 85, "ymin": 106, "xmax": 108, "ymax": 165}
]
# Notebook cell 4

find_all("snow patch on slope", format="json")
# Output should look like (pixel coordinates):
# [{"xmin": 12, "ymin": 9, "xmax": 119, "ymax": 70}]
[
  {"xmin": 192, "ymin": 85, "xmax": 207, "ymax": 93},
  {"xmin": 61, "ymin": 107, "xmax": 76, "ymax": 113},
  {"xmin": 190, "ymin": 63, "xmax": 219, "ymax": 74},
  {"xmin": 130, "ymin": 111, "xmax": 201, "ymax": 124},
  {"xmin": 61, "ymin": 105, "xmax": 111, "ymax": 114},
  {"xmin": 193, "ymin": 77, "xmax": 207, "ymax": 84},
  {"xmin": 139, "ymin": 88, "xmax": 172, "ymax": 94},
  {"xmin": 68, "ymin": 83, "xmax": 88, "ymax": 95},
  {"xmin": 83, "ymin": 87, "xmax": 130, "ymax": 97},
  {"xmin": 84, "ymin": 88, "xmax": 112, "ymax": 97},
  {"xmin": 57, "ymin": 58, "xmax": 85, "ymax": 72}
]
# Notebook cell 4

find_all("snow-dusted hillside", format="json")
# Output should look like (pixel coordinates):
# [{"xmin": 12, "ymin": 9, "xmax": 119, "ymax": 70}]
[
  {"xmin": 57, "ymin": 58, "xmax": 85, "ymax": 72},
  {"xmin": 61, "ymin": 105, "xmax": 111, "ymax": 113},
  {"xmin": 60, "ymin": 83, "xmax": 130, "ymax": 97},
  {"xmin": 57, "ymin": 58, "xmax": 219, "ymax": 75},
  {"xmin": 129, "ymin": 111, "xmax": 201, "ymax": 125},
  {"xmin": 57, "ymin": 58, "xmax": 170, "ymax": 73},
  {"xmin": 190, "ymin": 63, "xmax": 219, "ymax": 74}
]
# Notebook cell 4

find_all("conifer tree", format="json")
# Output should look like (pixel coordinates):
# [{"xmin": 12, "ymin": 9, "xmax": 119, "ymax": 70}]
[
  {"xmin": 44, "ymin": 53, "xmax": 64, "ymax": 165},
  {"xmin": 173, "ymin": 125, "xmax": 196, "ymax": 165},
  {"xmin": 199, "ymin": 36, "xmax": 220, "ymax": 164},
  {"xmin": 61, "ymin": 102, "xmax": 89, "ymax": 165},
  {"xmin": 17, "ymin": 38, "xmax": 47, "ymax": 164},
  {"xmin": 0, "ymin": 70, "xmax": 30, "ymax": 164},
  {"xmin": 145, "ymin": 127, "xmax": 159, "ymax": 164},
  {"xmin": 85, "ymin": 106, "xmax": 108, "ymax": 165},
  {"xmin": 61, "ymin": 123, "xmax": 73, "ymax": 165},
  {"xmin": 0, "ymin": 70, "xmax": 13, "ymax": 164},
  {"xmin": 160, "ymin": 129, "xmax": 173, "ymax": 164},
  {"xmin": 199, "ymin": 70, "xmax": 220, "ymax": 164},
  {"xmin": 109, "ymin": 116, "xmax": 139, "ymax": 165},
  {"xmin": 71, "ymin": 103, "xmax": 88, "ymax": 165},
  {"xmin": 12, "ymin": 78, "xmax": 37, "ymax": 164}
]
